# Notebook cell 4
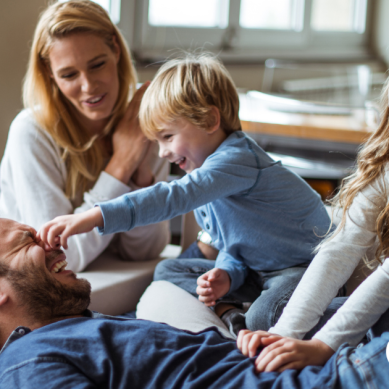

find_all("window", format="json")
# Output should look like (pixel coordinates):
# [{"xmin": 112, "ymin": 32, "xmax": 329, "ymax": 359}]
[
  {"xmin": 311, "ymin": 0, "xmax": 366, "ymax": 32},
  {"xmin": 119, "ymin": 0, "xmax": 371, "ymax": 61},
  {"xmin": 148, "ymin": 0, "xmax": 229, "ymax": 28},
  {"xmin": 240, "ymin": 0, "xmax": 303, "ymax": 31},
  {"xmin": 59, "ymin": 0, "xmax": 121, "ymax": 24}
]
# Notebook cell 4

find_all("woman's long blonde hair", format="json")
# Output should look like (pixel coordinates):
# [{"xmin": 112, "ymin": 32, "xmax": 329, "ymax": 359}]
[
  {"xmin": 327, "ymin": 77, "xmax": 389, "ymax": 265},
  {"xmin": 23, "ymin": 0, "xmax": 136, "ymax": 199}
]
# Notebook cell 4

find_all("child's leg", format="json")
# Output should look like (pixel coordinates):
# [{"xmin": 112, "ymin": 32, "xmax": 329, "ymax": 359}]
[
  {"xmin": 154, "ymin": 258, "xmax": 215, "ymax": 296},
  {"xmin": 154, "ymin": 258, "xmax": 262, "ymax": 306},
  {"xmin": 177, "ymin": 241, "xmax": 206, "ymax": 259},
  {"xmin": 245, "ymin": 265, "xmax": 309, "ymax": 331}
]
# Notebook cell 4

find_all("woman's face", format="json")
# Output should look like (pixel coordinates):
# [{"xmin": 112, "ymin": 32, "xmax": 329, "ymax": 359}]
[{"xmin": 49, "ymin": 32, "xmax": 120, "ymax": 134}]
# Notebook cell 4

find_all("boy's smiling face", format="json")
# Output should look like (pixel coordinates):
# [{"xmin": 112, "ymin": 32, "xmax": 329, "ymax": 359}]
[{"xmin": 155, "ymin": 115, "xmax": 227, "ymax": 173}]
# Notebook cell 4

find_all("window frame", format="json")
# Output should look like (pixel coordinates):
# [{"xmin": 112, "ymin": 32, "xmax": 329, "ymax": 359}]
[{"xmin": 118, "ymin": 0, "xmax": 372, "ymax": 62}]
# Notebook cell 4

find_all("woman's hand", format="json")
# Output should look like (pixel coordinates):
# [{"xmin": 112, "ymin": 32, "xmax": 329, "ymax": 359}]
[
  {"xmin": 37, "ymin": 207, "xmax": 104, "ymax": 250},
  {"xmin": 254, "ymin": 337, "xmax": 335, "ymax": 373},
  {"xmin": 105, "ymin": 82, "xmax": 151, "ymax": 184}
]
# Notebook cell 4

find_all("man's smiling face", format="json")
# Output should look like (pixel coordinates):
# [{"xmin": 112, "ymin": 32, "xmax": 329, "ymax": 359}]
[
  {"xmin": 1, "ymin": 219, "xmax": 74, "ymax": 282},
  {"xmin": 0, "ymin": 218, "xmax": 91, "ymax": 321}
]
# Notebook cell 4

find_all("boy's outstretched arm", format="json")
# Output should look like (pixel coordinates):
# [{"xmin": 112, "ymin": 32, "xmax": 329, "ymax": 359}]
[
  {"xmin": 37, "ymin": 207, "xmax": 104, "ymax": 250},
  {"xmin": 196, "ymin": 268, "xmax": 231, "ymax": 306}
]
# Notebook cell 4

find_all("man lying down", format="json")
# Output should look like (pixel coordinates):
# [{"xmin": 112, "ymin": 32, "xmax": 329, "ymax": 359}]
[{"xmin": 0, "ymin": 218, "xmax": 387, "ymax": 389}]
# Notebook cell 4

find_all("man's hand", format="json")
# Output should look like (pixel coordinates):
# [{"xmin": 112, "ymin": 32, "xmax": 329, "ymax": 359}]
[
  {"xmin": 254, "ymin": 337, "xmax": 335, "ymax": 373},
  {"xmin": 237, "ymin": 330, "xmax": 281, "ymax": 358},
  {"xmin": 37, "ymin": 207, "xmax": 104, "ymax": 250},
  {"xmin": 196, "ymin": 268, "xmax": 230, "ymax": 306}
]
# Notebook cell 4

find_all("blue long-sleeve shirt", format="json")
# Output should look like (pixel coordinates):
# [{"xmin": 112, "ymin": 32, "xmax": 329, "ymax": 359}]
[
  {"xmin": 0, "ymin": 311, "xmax": 351, "ymax": 389},
  {"xmin": 98, "ymin": 132, "xmax": 330, "ymax": 292}
]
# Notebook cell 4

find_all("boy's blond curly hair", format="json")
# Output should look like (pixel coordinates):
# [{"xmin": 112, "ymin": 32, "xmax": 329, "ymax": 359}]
[{"xmin": 139, "ymin": 53, "xmax": 241, "ymax": 138}]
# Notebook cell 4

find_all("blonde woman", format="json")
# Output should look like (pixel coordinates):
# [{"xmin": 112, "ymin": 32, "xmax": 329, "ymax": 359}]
[
  {"xmin": 0, "ymin": 0, "xmax": 169, "ymax": 272},
  {"xmin": 236, "ymin": 77, "xmax": 389, "ymax": 372}
]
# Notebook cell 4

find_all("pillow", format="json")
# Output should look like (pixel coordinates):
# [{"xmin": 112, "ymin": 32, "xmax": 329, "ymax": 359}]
[{"xmin": 136, "ymin": 280, "xmax": 234, "ymax": 339}]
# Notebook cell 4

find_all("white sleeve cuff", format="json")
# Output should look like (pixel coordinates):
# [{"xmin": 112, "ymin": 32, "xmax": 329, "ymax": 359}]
[{"xmin": 91, "ymin": 171, "xmax": 132, "ymax": 201}]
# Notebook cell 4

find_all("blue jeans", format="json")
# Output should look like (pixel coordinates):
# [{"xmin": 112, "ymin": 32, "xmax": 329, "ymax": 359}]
[
  {"xmin": 334, "ymin": 332, "xmax": 389, "ymax": 388},
  {"xmin": 154, "ymin": 242, "xmax": 347, "ymax": 332}
]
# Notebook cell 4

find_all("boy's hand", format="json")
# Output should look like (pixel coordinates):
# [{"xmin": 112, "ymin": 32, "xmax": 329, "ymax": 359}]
[
  {"xmin": 196, "ymin": 268, "xmax": 230, "ymax": 306},
  {"xmin": 254, "ymin": 337, "xmax": 334, "ymax": 373},
  {"xmin": 237, "ymin": 330, "xmax": 281, "ymax": 358},
  {"xmin": 37, "ymin": 207, "xmax": 104, "ymax": 250}
]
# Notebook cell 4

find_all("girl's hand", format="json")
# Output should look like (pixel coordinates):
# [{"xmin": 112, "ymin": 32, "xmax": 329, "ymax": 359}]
[
  {"xmin": 255, "ymin": 337, "xmax": 335, "ymax": 373},
  {"xmin": 37, "ymin": 207, "xmax": 104, "ymax": 250},
  {"xmin": 237, "ymin": 330, "xmax": 281, "ymax": 358},
  {"xmin": 196, "ymin": 268, "xmax": 231, "ymax": 306},
  {"xmin": 105, "ymin": 82, "xmax": 151, "ymax": 184}
]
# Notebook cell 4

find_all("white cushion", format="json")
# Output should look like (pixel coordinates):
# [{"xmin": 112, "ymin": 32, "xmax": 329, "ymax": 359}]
[
  {"xmin": 79, "ymin": 244, "xmax": 182, "ymax": 315},
  {"xmin": 137, "ymin": 280, "xmax": 234, "ymax": 339}
]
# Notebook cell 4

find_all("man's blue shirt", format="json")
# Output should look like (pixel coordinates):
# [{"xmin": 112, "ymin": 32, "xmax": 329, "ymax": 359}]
[
  {"xmin": 98, "ymin": 132, "xmax": 330, "ymax": 292},
  {"xmin": 0, "ymin": 311, "xmax": 340, "ymax": 389}
]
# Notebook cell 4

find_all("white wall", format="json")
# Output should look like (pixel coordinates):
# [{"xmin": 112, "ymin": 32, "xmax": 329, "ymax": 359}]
[{"xmin": 0, "ymin": 0, "xmax": 48, "ymax": 159}]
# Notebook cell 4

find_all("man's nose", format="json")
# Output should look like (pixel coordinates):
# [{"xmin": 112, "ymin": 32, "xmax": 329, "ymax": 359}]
[{"xmin": 35, "ymin": 238, "xmax": 52, "ymax": 252}]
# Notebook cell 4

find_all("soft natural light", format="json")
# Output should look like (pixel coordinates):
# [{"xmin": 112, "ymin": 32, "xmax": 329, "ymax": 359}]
[
  {"xmin": 240, "ymin": 0, "xmax": 303, "ymax": 30},
  {"xmin": 148, "ymin": 0, "xmax": 229, "ymax": 28},
  {"xmin": 58, "ymin": 0, "xmax": 120, "ymax": 24},
  {"xmin": 92, "ymin": 0, "xmax": 110, "ymax": 13},
  {"xmin": 311, "ymin": 0, "xmax": 364, "ymax": 32}
]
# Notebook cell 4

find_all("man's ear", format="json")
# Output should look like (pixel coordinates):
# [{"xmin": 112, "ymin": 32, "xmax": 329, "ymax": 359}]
[
  {"xmin": 207, "ymin": 106, "xmax": 221, "ymax": 134},
  {"xmin": 0, "ymin": 291, "xmax": 9, "ymax": 307},
  {"xmin": 0, "ymin": 279, "xmax": 12, "ymax": 307}
]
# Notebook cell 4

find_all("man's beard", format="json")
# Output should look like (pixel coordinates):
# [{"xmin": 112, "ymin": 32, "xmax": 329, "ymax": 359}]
[{"xmin": 6, "ymin": 259, "xmax": 91, "ymax": 322}]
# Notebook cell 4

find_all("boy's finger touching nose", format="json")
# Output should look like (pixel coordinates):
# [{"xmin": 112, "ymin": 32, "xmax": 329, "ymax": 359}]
[
  {"xmin": 35, "ymin": 236, "xmax": 53, "ymax": 251},
  {"xmin": 44, "ymin": 242, "xmax": 54, "ymax": 251}
]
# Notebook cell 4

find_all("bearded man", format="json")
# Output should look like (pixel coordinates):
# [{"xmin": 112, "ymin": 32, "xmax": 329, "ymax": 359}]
[{"xmin": 0, "ymin": 218, "xmax": 388, "ymax": 389}]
